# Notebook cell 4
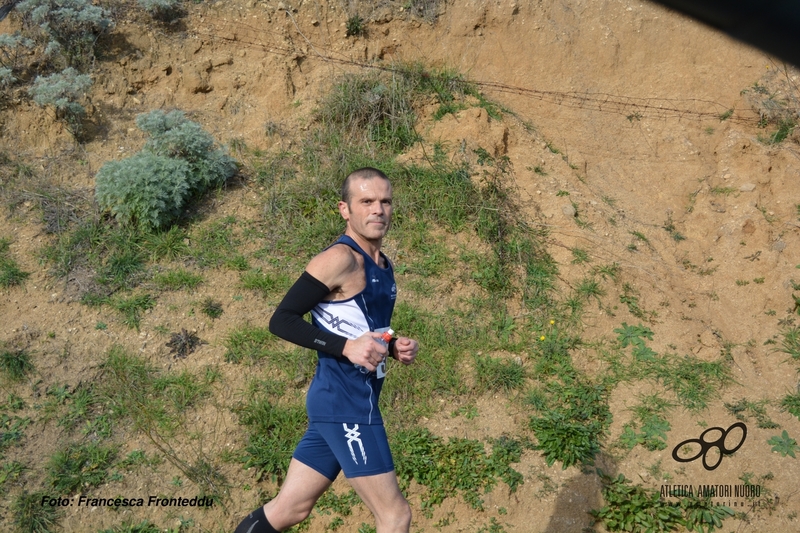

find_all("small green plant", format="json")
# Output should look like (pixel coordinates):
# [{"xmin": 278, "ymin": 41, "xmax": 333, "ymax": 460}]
[
  {"xmin": 724, "ymin": 398, "xmax": 779, "ymax": 428},
  {"xmin": 200, "ymin": 297, "xmax": 223, "ymax": 319},
  {"xmin": 95, "ymin": 110, "xmax": 237, "ymax": 230},
  {"xmin": 0, "ymin": 346, "xmax": 34, "ymax": 381},
  {"xmin": 768, "ymin": 430, "xmax": 799, "ymax": 457},
  {"xmin": 781, "ymin": 392, "xmax": 800, "ymax": 420},
  {"xmin": 46, "ymin": 442, "xmax": 117, "ymax": 494},
  {"xmin": 473, "ymin": 354, "xmax": 525, "ymax": 393},
  {"xmin": 529, "ymin": 380, "xmax": 611, "ymax": 469},
  {"xmin": 11, "ymin": 490, "xmax": 61, "ymax": 533},
  {"xmin": 570, "ymin": 247, "xmax": 590, "ymax": 264},
  {"xmin": 143, "ymin": 226, "xmax": 189, "ymax": 261},
  {"xmin": 663, "ymin": 216, "xmax": 686, "ymax": 241},
  {"xmin": 619, "ymin": 396, "xmax": 673, "ymax": 451},
  {"xmin": 345, "ymin": 15, "xmax": 365, "ymax": 37},
  {"xmin": 576, "ymin": 277, "xmax": 605, "ymax": 303},
  {"xmin": 619, "ymin": 283, "xmax": 656, "ymax": 322},
  {"xmin": 28, "ymin": 67, "xmax": 92, "ymax": 136},
  {"xmin": 778, "ymin": 326, "xmax": 800, "ymax": 361},
  {"xmin": 108, "ymin": 293, "xmax": 155, "ymax": 330},
  {"xmin": 118, "ymin": 449, "xmax": 159, "ymax": 472},
  {"xmin": 0, "ymin": 413, "xmax": 31, "ymax": 452}
]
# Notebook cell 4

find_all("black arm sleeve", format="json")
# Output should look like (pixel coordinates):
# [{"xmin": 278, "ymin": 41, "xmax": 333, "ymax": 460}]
[{"xmin": 268, "ymin": 271, "xmax": 348, "ymax": 357}]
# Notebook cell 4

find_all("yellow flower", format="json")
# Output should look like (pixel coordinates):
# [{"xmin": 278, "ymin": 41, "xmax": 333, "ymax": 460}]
[
  {"xmin": 540, "ymin": 335, "xmax": 546, "ymax": 341},
  {"xmin": 549, "ymin": 320, "xmax": 555, "ymax": 325}
]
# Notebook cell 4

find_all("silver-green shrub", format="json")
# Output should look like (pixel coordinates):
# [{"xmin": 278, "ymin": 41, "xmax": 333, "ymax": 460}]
[
  {"xmin": 137, "ymin": 0, "xmax": 182, "ymax": 20},
  {"xmin": 28, "ymin": 67, "xmax": 92, "ymax": 135},
  {"xmin": 0, "ymin": 67, "xmax": 14, "ymax": 89},
  {"xmin": 0, "ymin": 33, "xmax": 35, "ymax": 72},
  {"xmin": 95, "ymin": 110, "xmax": 237, "ymax": 230},
  {"xmin": 95, "ymin": 154, "xmax": 191, "ymax": 230},
  {"xmin": 136, "ymin": 110, "xmax": 238, "ymax": 192},
  {"xmin": 16, "ymin": 0, "xmax": 113, "ymax": 69}
]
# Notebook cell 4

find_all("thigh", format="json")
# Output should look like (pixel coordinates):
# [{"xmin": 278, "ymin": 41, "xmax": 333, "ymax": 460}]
[
  {"xmin": 315, "ymin": 422, "xmax": 395, "ymax": 478},
  {"xmin": 293, "ymin": 424, "xmax": 343, "ymax": 481}
]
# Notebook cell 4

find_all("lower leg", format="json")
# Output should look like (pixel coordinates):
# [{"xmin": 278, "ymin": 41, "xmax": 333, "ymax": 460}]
[
  {"xmin": 259, "ymin": 459, "xmax": 333, "ymax": 531},
  {"xmin": 234, "ymin": 505, "xmax": 279, "ymax": 533}
]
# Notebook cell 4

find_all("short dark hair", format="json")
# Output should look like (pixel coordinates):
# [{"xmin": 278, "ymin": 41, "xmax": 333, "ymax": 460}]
[{"xmin": 340, "ymin": 167, "xmax": 390, "ymax": 205}]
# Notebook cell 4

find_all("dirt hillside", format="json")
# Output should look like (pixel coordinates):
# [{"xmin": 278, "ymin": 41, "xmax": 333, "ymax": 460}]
[{"xmin": 1, "ymin": 1, "xmax": 799, "ymax": 532}]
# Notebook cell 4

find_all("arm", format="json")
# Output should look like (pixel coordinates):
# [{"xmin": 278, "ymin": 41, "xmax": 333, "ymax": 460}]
[
  {"xmin": 269, "ymin": 246, "xmax": 388, "ymax": 371},
  {"xmin": 268, "ymin": 271, "xmax": 348, "ymax": 356}
]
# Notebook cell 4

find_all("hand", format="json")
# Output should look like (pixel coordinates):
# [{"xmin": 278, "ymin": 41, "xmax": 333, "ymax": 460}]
[
  {"xmin": 392, "ymin": 337, "xmax": 419, "ymax": 365},
  {"xmin": 343, "ymin": 332, "xmax": 388, "ymax": 372}
]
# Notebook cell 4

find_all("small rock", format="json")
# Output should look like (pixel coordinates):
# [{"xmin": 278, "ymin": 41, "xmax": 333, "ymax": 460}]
[
  {"xmin": 772, "ymin": 241, "xmax": 786, "ymax": 252},
  {"xmin": 739, "ymin": 183, "xmax": 756, "ymax": 192},
  {"xmin": 562, "ymin": 204, "xmax": 577, "ymax": 218}
]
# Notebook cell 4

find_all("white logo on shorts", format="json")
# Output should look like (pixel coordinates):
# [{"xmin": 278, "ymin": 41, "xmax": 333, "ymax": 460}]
[{"xmin": 343, "ymin": 423, "xmax": 367, "ymax": 465}]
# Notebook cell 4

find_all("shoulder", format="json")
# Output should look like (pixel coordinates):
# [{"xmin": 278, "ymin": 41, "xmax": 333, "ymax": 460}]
[{"xmin": 306, "ymin": 243, "xmax": 363, "ymax": 289}]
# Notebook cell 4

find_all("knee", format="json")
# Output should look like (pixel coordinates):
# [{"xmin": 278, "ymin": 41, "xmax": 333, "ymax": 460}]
[
  {"xmin": 382, "ymin": 499, "xmax": 412, "ymax": 531},
  {"xmin": 264, "ymin": 499, "xmax": 314, "ymax": 530}
]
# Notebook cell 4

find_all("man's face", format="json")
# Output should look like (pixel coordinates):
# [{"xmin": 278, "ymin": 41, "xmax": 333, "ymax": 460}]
[{"xmin": 339, "ymin": 177, "xmax": 393, "ymax": 242}]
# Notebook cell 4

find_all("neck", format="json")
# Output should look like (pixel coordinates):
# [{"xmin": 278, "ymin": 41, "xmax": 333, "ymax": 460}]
[{"xmin": 345, "ymin": 230, "xmax": 383, "ymax": 263}]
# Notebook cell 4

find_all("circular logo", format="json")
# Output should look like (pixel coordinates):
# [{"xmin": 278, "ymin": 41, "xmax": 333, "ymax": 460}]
[{"xmin": 671, "ymin": 422, "xmax": 747, "ymax": 471}]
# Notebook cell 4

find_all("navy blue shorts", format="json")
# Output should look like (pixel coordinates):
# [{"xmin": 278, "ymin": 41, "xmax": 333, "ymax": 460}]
[{"xmin": 293, "ymin": 422, "xmax": 395, "ymax": 480}]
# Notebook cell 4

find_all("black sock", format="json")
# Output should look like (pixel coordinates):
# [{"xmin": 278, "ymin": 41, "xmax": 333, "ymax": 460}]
[{"xmin": 234, "ymin": 506, "xmax": 280, "ymax": 533}]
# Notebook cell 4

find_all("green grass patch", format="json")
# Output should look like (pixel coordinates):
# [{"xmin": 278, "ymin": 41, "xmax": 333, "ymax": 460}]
[
  {"xmin": 46, "ymin": 442, "xmax": 117, "ymax": 494},
  {"xmin": 393, "ymin": 428, "xmax": 525, "ymax": 515},
  {"xmin": 724, "ymin": 398, "xmax": 779, "ymax": 429},
  {"xmin": 0, "ymin": 237, "xmax": 30, "ymax": 288},
  {"xmin": 0, "ymin": 346, "xmax": 34, "ymax": 382},
  {"xmin": 592, "ymin": 473, "xmax": 734, "ymax": 533},
  {"xmin": 224, "ymin": 325, "xmax": 275, "ymax": 364},
  {"xmin": 240, "ymin": 268, "xmax": 291, "ymax": 299},
  {"xmin": 152, "ymin": 268, "xmax": 203, "ymax": 290},
  {"xmin": 781, "ymin": 391, "xmax": 800, "ymax": 420},
  {"xmin": 473, "ymin": 354, "xmax": 526, "ymax": 393},
  {"xmin": 528, "ymin": 379, "xmax": 611, "ymax": 469},
  {"xmin": 235, "ymin": 388, "xmax": 307, "ymax": 484},
  {"xmin": 618, "ymin": 395, "xmax": 673, "ymax": 452},
  {"xmin": 11, "ymin": 490, "xmax": 61, "ymax": 533},
  {"xmin": 99, "ymin": 346, "xmax": 214, "ymax": 437}
]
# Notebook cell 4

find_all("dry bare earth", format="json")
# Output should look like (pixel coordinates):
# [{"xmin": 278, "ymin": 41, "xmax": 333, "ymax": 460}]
[{"xmin": 1, "ymin": 0, "xmax": 800, "ymax": 532}]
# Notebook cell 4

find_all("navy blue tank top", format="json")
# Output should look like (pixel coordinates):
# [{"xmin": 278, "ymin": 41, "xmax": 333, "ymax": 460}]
[{"xmin": 308, "ymin": 235, "xmax": 397, "ymax": 424}]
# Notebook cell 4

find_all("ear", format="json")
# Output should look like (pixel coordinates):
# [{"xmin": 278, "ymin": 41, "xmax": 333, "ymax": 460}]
[{"xmin": 338, "ymin": 200, "xmax": 350, "ymax": 220}]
